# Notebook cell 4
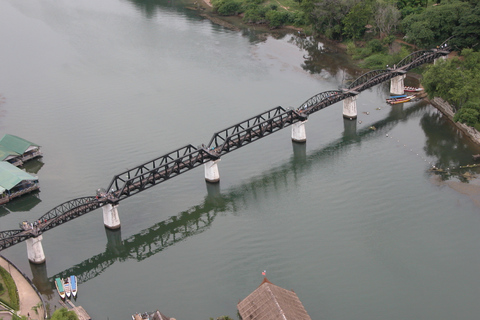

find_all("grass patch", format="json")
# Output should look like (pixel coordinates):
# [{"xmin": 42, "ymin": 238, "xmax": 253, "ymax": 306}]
[{"xmin": 0, "ymin": 265, "xmax": 19, "ymax": 310}]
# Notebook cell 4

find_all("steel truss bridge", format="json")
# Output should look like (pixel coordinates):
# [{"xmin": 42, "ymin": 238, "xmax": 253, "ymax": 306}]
[
  {"xmin": 0, "ymin": 44, "xmax": 450, "ymax": 251},
  {"xmin": 45, "ymin": 100, "xmax": 429, "ymax": 286}
]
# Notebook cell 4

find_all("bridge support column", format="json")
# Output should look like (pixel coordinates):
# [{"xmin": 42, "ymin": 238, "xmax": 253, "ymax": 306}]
[
  {"xmin": 390, "ymin": 74, "xmax": 406, "ymax": 95},
  {"xmin": 26, "ymin": 235, "xmax": 46, "ymax": 264},
  {"xmin": 103, "ymin": 204, "xmax": 121, "ymax": 230},
  {"xmin": 291, "ymin": 120, "xmax": 307, "ymax": 143},
  {"xmin": 343, "ymin": 96, "xmax": 357, "ymax": 120},
  {"xmin": 434, "ymin": 55, "xmax": 447, "ymax": 64},
  {"xmin": 204, "ymin": 159, "xmax": 221, "ymax": 183}
]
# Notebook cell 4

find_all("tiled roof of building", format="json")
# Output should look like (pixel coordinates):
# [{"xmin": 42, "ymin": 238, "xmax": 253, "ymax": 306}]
[{"xmin": 237, "ymin": 278, "xmax": 312, "ymax": 320}]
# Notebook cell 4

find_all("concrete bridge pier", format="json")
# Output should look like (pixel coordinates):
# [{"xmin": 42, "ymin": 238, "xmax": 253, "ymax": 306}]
[
  {"xmin": 434, "ymin": 55, "xmax": 447, "ymax": 64},
  {"xmin": 205, "ymin": 159, "xmax": 221, "ymax": 183},
  {"xmin": 390, "ymin": 74, "xmax": 406, "ymax": 95},
  {"xmin": 291, "ymin": 120, "xmax": 308, "ymax": 143},
  {"xmin": 343, "ymin": 95, "xmax": 357, "ymax": 120},
  {"xmin": 26, "ymin": 235, "xmax": 46, "ymax": 264},
  {"xmin": 103, "ymin": 204, "xmax": 121, "ymax": 230}
]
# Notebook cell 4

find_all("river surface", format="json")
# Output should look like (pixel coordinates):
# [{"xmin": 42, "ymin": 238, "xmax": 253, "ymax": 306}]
[{"xmin": 1, "ymin": 1, "xmax": 480, "ymax": 319}]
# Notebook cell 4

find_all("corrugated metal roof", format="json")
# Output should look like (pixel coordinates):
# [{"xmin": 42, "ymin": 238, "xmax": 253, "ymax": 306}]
[
  {"xmin": 0, "ymin": 145, "xmax": 20, "ymax": 161},
  {"xmin": 0, "ymin": 161, "xmax": 37, "ymax": 191},
  {"xmin": 0, "ymin": 134, "xmax": 39, "ymax": 155},
  {"xmin": 237, "ymin": 278, "xmax": 312, "ymax": 320}
]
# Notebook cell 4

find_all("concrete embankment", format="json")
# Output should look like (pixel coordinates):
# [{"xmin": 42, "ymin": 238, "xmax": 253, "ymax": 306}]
[{"xmin": 429, "ymin": 97, "xmax": 480, "ymax": 146}]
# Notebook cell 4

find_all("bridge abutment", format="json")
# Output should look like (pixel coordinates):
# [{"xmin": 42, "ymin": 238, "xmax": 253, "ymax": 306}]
[
  {"xmin": 204, "ymin": 159, "xmax": 221, "ymax": 183},
  {"xmin": 291, "ymin": 120, "xmax": 307, "ymax": 143},
  {"xmin": 103, "ymin": 204, "xmax": 121, "ymax": 230},
  {"xmin": 343, "ymin": 96, "xmax": 357, "ymax": 120},
  {"xmin": 26, "ymin": 235, "xmax": 46, "ymax": 264},
  {"xmin": 390, "ymin": 75, "xmax": 406, "ymax": 95}
]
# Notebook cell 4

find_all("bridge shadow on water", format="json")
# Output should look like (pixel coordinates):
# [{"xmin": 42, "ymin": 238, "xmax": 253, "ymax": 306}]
[{"xmin": 30, "ymin": 100, "xmax": 443, "ymax": 296}]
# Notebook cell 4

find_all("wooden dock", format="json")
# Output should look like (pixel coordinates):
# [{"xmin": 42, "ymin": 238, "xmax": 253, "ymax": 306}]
[{"xmin": 59, "ymin": 300, "xmax": 91, "ymax": 320}]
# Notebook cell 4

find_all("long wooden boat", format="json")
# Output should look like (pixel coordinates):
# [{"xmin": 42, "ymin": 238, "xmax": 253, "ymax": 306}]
[
  {"xmin": 55, "ymin": 277, "xmax": 65, "ymax": 299},
  {"xmin": 70, "ymin": 275, "xmax": 78, "ymax": 298},
  {"xmin": 63, "ymin": 277, "xmax": 71, "ymax": 299},
  {"xmin": 387, "ymin": 95, "xmax": 415, "ymax": 105},
  {"xmin": 404, "ymin": 86, "xmax": 423, "ymax": 92}
]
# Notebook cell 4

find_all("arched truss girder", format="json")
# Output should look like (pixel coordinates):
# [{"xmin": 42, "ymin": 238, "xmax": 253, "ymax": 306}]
[
  {"xmin": 396, "ymin": 50, "xmax": 432, "ymax": 69},
  {"xmin": 0, "ymin": 230, "xmax": 28, "ymax": 250},
  {"xmin": 297, "ymin": 90, "xmax": 343, "ymax": 112},
  {"xmin": 39, "ymin": 196, "xmax": 100, "ymax": 222},
  {"xmin": 347, "ymin": 69, "xmax": 388, "ymax": 90}
]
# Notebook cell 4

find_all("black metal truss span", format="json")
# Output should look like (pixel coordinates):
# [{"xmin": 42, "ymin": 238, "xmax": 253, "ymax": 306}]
[
  {"xmin": 207, "ymin": 106, "xmax": 302, "ymax": 155},
  {"xmin": 106, "ymin": 144, "xmax": 212, "ymax": 202},
  {"xmin": 0, "ymin": 42, "xmax": 451, "ymax": 252}
]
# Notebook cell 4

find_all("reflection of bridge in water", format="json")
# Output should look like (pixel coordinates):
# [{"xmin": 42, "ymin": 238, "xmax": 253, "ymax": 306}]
[
  {"xmin": 0, "ymin": 43, "xmax": 450, "ymax": 257},
  {"xmin": 35, "ymin": 101, "xmax": 428, "ymax": 290}
]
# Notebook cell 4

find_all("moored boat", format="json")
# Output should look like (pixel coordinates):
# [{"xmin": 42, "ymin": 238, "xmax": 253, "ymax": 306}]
[
  {"xmin": 386, "ymin": 95, "xmax": 415, "ymax": 105},
  {"xmin": 404, "ymin": 86, "xmax": 423, "ymax": 92},
  {"xmin": 389, "ymin": 94, "xmax": 407, "ymax": 99},
  {"xmin": 63, "ymin": 277, "xmax": 71, "ymax": 299},
  {"xmin": 55, "ymin": 277, "xmax": 65, "ymax": 299},
  {"xmin": 70, "ymin": 275, "xmax": 78, "ymax": 298}
]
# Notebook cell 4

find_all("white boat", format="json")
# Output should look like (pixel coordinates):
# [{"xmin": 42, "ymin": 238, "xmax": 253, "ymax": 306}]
[
  {"xmin": 63, "ymin": 277, "xmax": 71, "ymax": 299},
  {"xmin": 70, "ymin": 275, "xmax": 78, "ymax": 298},
  {"xmin": 55, "ymin": 278, "xmax": 65, "ymax": 299}
]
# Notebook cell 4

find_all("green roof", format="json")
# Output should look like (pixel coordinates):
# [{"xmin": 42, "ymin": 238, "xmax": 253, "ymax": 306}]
[
  {"xmin": 0, "ymin": 145, "xmax": 20, "ymax": 161},
  {"xmin": 0, "ymin": 162, "xmax": 37, "ymax": 191},
  {"xmin": 0, "ymin": 134, "xmax": 39, "ymax": 155}
]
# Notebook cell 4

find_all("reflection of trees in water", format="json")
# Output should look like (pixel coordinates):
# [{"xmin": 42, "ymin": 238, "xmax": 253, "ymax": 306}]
[
  {"xmin": 126, "ymin": 0, "xmax": 186, "ymax": 18},
  {"xmin": 421, "ymin": 110, "xmax": 480, "ymax": 181},
  {"xmin": 287, "ymin": 35, "xmax": 362, "ymax": 83}
]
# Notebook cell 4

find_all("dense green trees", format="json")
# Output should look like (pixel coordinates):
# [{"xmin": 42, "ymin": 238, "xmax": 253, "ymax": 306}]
[
  {"xmin": 401, "ymin": 0, "xmax": 474, "ymax": 48},
  {"xmin": 50, "ymin": 308, "xmax": 79, "ymax": 320},
  {"xmin": 422, "ymin": 49, "xmax": 480, "ymax": 129}
]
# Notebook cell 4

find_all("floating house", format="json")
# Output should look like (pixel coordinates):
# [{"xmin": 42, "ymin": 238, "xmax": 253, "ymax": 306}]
[
  {"xmin": 0, "ymin": 134, "xmax": 42, "ymax": 167},
  {"xmin": 237, "ymin": 277, "xmax": 312, "ymax": 320},
  {"xmin": 0, "ymin": 162, "xmax": 39, "ymax": 205}
]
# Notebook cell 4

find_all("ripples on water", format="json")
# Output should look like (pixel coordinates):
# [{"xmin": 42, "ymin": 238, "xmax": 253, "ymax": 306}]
[{"xmin": 1, "ymin": 1, "xmax": 480, "ymax": 320}]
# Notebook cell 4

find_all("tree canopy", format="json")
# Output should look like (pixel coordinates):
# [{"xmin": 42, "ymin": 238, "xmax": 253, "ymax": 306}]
[
  {"xmin": 422, "ymin": 49, "xmax": 480, "ymax": 130},
  {"xmin": 50, "ymin": 308, "xmax": 79, "ymax": 320}
]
